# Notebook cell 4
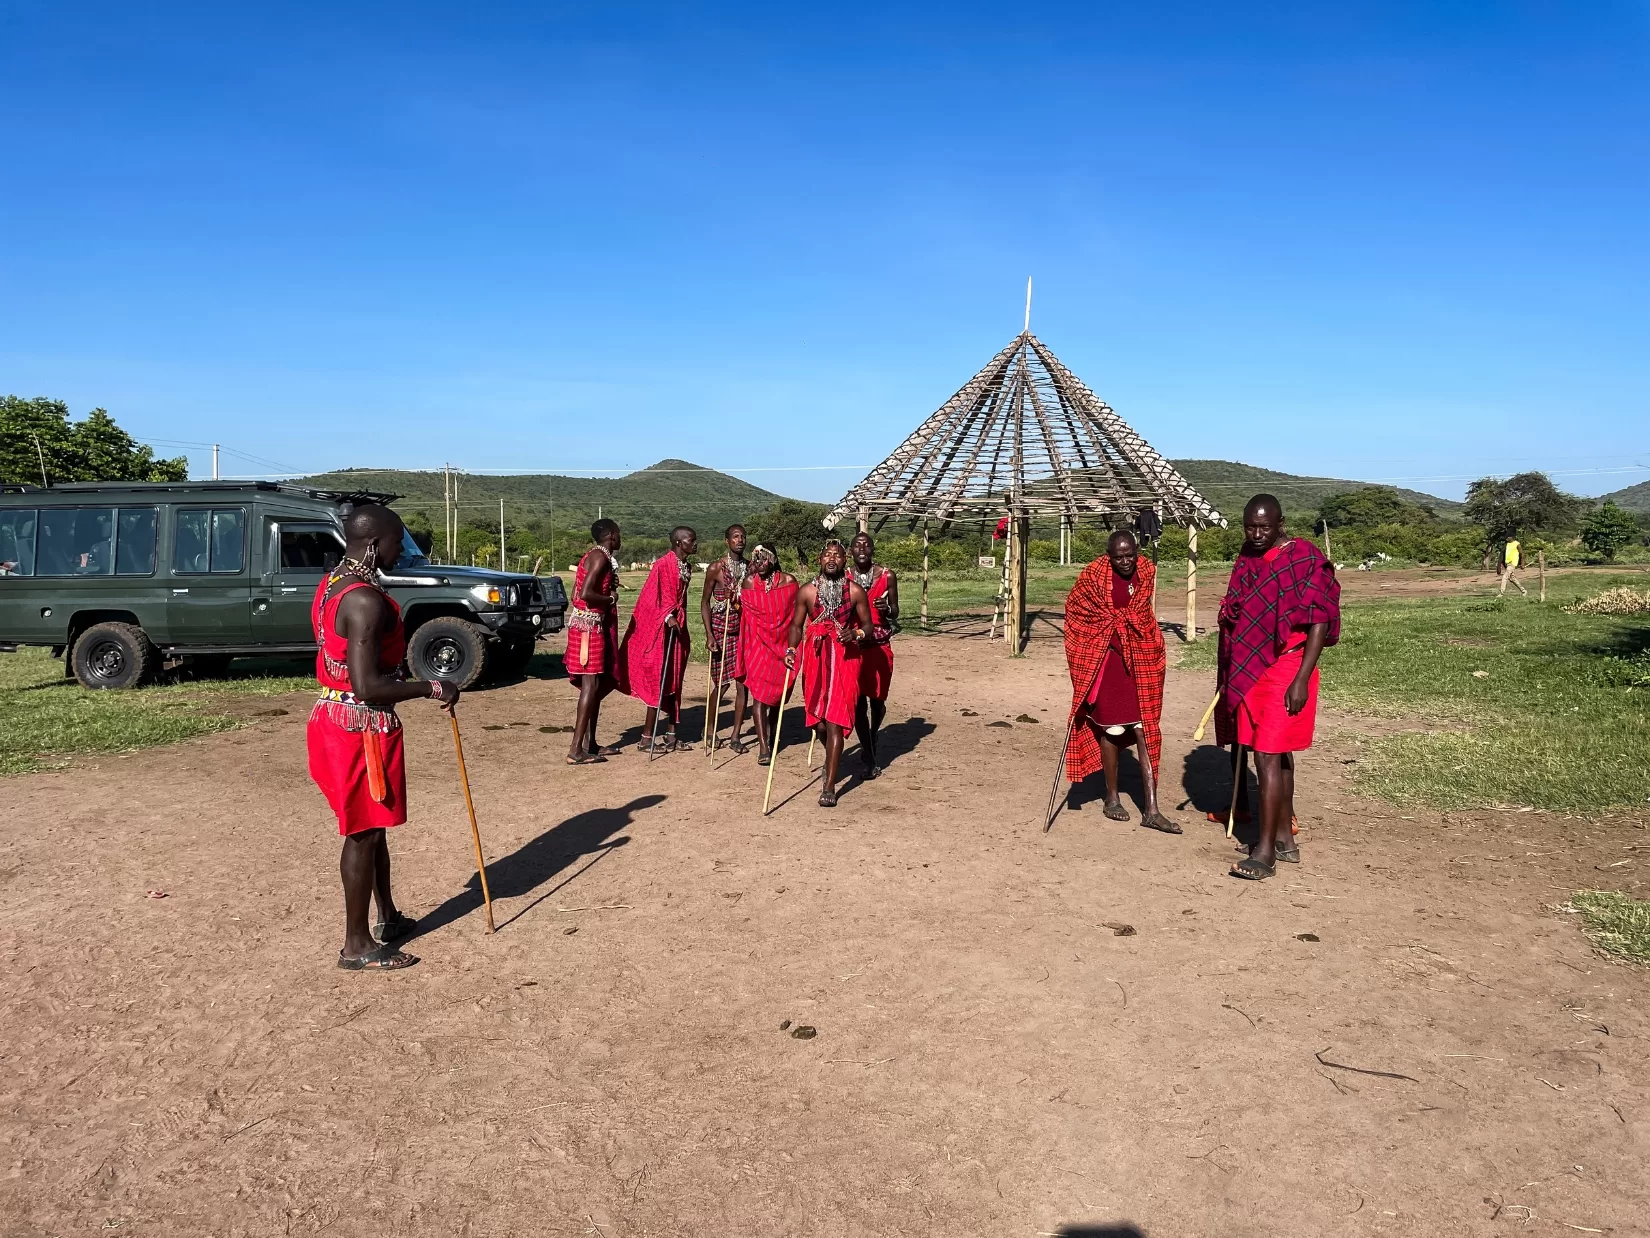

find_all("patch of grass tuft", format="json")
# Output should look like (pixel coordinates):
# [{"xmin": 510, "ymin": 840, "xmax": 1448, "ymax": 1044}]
[{"xmin": 1565, "ymin": 891, "xmax": 1650, "ymax": 964}]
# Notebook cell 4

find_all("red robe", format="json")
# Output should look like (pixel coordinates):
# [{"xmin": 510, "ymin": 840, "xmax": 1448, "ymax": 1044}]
[
  {"xmin": 1063, "ymin": 557, "xmax": 1166, "ymax": 783},
  {"xmin": 738, "ymin": 574, "xmax": 798, "ymax": 707},
  {"xmin": 802, "ymin": 584, "xmax": 861, "ymax": 731},
  {"xmin": 616, "ymin": 553, "xmax": 692, "ymax": 717},
  {"xmin": 857, "ymin": 567, "xmax": 894, "ymax": 702}
]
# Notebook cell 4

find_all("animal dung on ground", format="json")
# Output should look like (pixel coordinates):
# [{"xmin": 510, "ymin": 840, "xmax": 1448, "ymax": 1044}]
[
  {"xmin": 986, "ymin": 720, "xmax": 1011, "ymax": 729},
  {"xmin": 563, "ymin": 926, "xmax": 578, "ymax": 935},
  {"xmin": 780, "ymin": 1019, "xmax": 792, "ymax": 1031},
  {"xmin": 1295, "ymin": 932, "xmax": 1320, "ymax": 942},
  {"xmin": 960, "ymin": 709, "xmax": 979, "ymax": 716},
  {"xmin": 790, "ymin": 1025, "xmax": 817, "ymax": 1040},
  {"xmin": 1102, "ymin": 922, "xmax": 1136, "ymax": 936},
  {"xmin": 483, "ymin": 724, "xmax": 508, "ymax": 731},
  {"xmin": 250, "ymin": 708, "xmax": 289, "ymax": 717},
  {"xmin": 539, "ymin": 725, "xmax": 574, "ymax": 733},
  {"xmin": 1015, "ymin": 714, "xmax": 1040, "ymax": 724}
]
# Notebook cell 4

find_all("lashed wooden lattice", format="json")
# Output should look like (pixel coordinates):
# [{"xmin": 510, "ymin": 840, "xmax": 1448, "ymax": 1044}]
[{"xmin": 823, "ymin": 331, "xmax": 1226, "ymax": 532}]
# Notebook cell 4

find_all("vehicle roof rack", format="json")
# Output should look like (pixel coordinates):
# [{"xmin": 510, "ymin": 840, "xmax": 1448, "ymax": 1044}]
[
  {"xmin": 11, "ymin": 480, "xmax": 401, "ymax": 505},
  {"xmin": 1, "ymin": 483, "xmax": 43, "ymax": 494}
]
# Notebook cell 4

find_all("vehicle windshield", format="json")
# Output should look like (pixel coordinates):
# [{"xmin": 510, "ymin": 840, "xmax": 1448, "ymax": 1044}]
[{"xmin": 399, "ymin": 528, "xmax": 429, "ymax": 568}]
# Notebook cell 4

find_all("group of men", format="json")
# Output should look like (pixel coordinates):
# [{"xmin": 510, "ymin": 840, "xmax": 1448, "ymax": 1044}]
[
  {"xmin": 1060, "ymin": 492, "xmax": 1341, "ymax": 880},
  {"xmin": 305, "ymin": 491, "xmax": 1335, "ymax": 971},
  {"xmin": 562, "ymin": 520, "xmax": 899, "ymax": 808}
]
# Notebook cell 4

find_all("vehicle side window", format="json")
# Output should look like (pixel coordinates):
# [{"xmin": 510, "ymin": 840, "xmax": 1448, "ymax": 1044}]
[
  {"xmin": 0, "ymin": 509, "xmax": 37, "ymax": 576},
  {"xmin": 280, "ymin": 527, "xmax": 344, "ymax": 572},
  {"xmin": 175, "ymin": 508, "xmax": 247, "ymax": 575},
  {"xmin": 115, "ymin": 508, "xmax": 158, "ymax": 576},
  {"xmin": 38, "ymin": 508, "xmax": 115, "ymax": 576}
]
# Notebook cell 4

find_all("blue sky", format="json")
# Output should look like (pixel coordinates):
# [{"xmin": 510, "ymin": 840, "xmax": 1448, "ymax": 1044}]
[{"xmin": 2, "ymin": 1, "xmax": 1646, "ymax": 502}]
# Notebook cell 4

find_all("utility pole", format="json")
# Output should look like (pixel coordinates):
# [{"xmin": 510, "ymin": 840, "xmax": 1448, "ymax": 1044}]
[
  {"xmin": 32, "ymin": 435, "xmax": 48, "ymax": 486},
  {"xmin": 443, "ymin": 465, "xmax": 453, "ymax": 563},
  {"xmin": 499, "ymin": 498, "xmax": 506, "ymax": 572},
  {"xmin": 212, "ymin": 444, "xmax": 220, "ymax": 480}
]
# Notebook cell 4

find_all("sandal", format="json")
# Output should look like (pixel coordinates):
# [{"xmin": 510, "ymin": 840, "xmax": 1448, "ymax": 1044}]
[
  {"xmin": 645, "ymin": 734, "xmax": 679, "ymax": 754},
  {"xmin": 588, "ymin": 744, "xmax": 621, "ymax": 757},
  {"xmin": 757, "ymin": 749, "xmax": 772, "ymax": 767},
  {"xmin": 728, "ymin": 738, "xmax": 749, "ymax": 755},
  {"xmin": 373, "ymin": 911, "xmax": 420, "ymax": 943},
  {"xmin": 1229, "ymin": 857, "xmax": 1275, "ymax": 882},
  {"xmin": 1275, "ymin": 842, "xmax": 1301, "ymax": 864},
  {"xmin": 566, "ymin": 753, "xmax": 607, "ymax": 765},
  {"xmin": 1103, "ymin": 802, "xmax": 1131, "ymax": 822},
  {"xmin": 819, "ymin": 788, "xmax": 839, "ymax": 808},
  {"xmin": 1140, "ymin": 813, "xmax": 1183, "ymax": 834},
  {"xmin": 338, "ymin": 943, "xmax": 419, "ymax": 971}
]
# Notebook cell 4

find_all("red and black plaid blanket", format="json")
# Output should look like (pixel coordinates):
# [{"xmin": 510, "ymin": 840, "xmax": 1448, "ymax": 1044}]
[
  {"xmin": 1215, "ymin": 537, "xmax": 1340, "ymax": 744},
  {"xmin": 1064, "ymin": 556, "xmax": 1166, "ymax": 780}
]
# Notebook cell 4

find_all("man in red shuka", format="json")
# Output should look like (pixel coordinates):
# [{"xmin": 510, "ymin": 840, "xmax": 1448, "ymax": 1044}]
[
  {"xmin": 616, "ymin": 525, "xmax": 697, "ymax": 752},
  {"xmin": 789, "ymin": 539, "xmax": 875, "ymax": 807},
  {"xmin": 1216, "ymin": 494, "xmax": 1341, "ymax": 881},
  {"xmin": 309, "ymin": 504, "xmax": 459, "ymax": 971},
  {"xmin": 737, "ymin": 544, "xmax": 798, "ymax": 766},
  {"xmin": 1062, "ymin": 530, "xmax": 1174, "ymax": 832},
  {"xmin": 565, "ymin": 517, "xmax": 622, "ymax": 765},
  {"xmin": 848, "ymin": 531, "xmax": 898, "ymax": 778}
]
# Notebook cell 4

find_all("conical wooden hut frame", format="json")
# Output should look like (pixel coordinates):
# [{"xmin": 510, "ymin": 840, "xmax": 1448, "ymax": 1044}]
[{"xmin": 822, "ymin": 328, "xmax": 1226, "ymax": 653}]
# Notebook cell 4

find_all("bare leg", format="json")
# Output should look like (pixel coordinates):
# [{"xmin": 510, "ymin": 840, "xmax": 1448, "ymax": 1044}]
[
  {"xmin": 341, "ymin": 830, "xmax": 383, "ymax": 960},
  {"xmin": 371, "ymin": 829, "xmax": 398, "ymax": 920},
  {"xmin": 730, "ymin": 683, "xmax": 750, "ymax": 752},
  {"xmin": 584, "ymin": 682, "xmax": 617, "ymax": 755},
  {"xmin": 854, "ymin": 697, "xmax": 872, "ymax": 762},
  {"xmin": 1249, "ymin": 751, "xmax": 1294, "ymax": 867},
  {"xmin": 1132, "ymin": 728, "xmax": 1161, "ymax": 817},
  {"xmin": 753, "ymin": 701, "xmax": 774, "ymax": 761},
  {"xmin": 820, "ymin": 722, "xmax": 845, "ymax": 805},
  {"xmin": 1100, "ymin": 729, "xmax": 1128, "ymax": 819},
  {"xmin": 568, "ymin": 674, "xmax": 603, "ymax": 762}
]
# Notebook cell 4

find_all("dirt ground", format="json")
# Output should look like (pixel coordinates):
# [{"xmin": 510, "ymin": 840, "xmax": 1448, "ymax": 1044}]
[{"xmin": 3, "ymin": 617, "xmax": 1648, "ymax": 1236}]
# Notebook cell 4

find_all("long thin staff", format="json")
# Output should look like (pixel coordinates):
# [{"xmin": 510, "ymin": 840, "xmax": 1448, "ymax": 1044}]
[
  {"xmin": 806, "ymin": 730, "xmax": 816, "ymax": 769},
  {"xmin": 1226, "ymin": 743, "xmax": 1247, "ymax": 840},
  {"xmin": 1043, "ymin": 709, "xmax": 1079, "ymax": 832},
  {"xmin": 650, "ymin": 623, "xmax": 677, "ymax": 760},
  {"xmin": 701, "ymin": 609, "xmax": 716, "ymax": 755},
  {"xmin": 761, "ymin": 661, "xmax": 797, "ymax": 815},
  {"xmin": 708, "ymin": 597, "xmax": 735, "ymax": 761},
  {"xmin": 447, "ymin": 710, "xmax": 495, "ymax": 933},
  {"xmin": 1192, "ymin": 691, "xmax": 1220, "ymax": 742}
]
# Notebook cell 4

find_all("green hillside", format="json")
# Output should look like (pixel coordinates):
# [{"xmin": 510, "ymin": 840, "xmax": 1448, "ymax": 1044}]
[
  {"xmin": 297, "ymin": 460, "xmax": 783, "ymax": 564},
  {"xmin": 1597, "ymin": 479, "xmax": 1650, "ymax": 514},
  {"xmin": 1168, "ymin": 459, "xmax": 1463, "ymax": 524}
]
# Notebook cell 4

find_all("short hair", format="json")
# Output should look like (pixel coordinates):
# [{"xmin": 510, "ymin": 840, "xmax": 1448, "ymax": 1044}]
[
  {"xmin": 1244, "ymin": 493, "xmax": 1284, "ymax": 521},
  {"xmin": 724, "ymin": 523, "xmax": 745, "ymax": 539},
  {"xmin": 671, "ymin": 525, "xmax": 697, "ymax": 544},
  {"xmin": 591, "ymin": 517, "xmax": 619, "ymax": 542},
  {"xmin": 850, "ymin": 530, "xmax": 874, "ymax": 551},
  {"xmin": 343, "ymin": 503, "xmax": 402, "ymax": 545},
  {"xmin": 1107, "ymin": 529, "xmax": 1137, "ymax": 550}
]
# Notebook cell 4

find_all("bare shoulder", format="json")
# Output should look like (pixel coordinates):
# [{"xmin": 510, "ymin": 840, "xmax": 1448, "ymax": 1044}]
[
  {"xmin": 847, "ymin": 578, "xmax": 869, "ymax": 601},
  {"xmin": 334, "ymin": 583, "xmax": 389, "ymax": 635},
  {"xmin": 882, "ymin": 566, "xmax": 898, "ymax": 584}
]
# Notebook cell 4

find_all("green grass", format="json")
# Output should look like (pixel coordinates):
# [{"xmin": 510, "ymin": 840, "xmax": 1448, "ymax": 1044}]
[
  {"xmin": 0, "ymin": 647, "xmax": 312, "ymax": 775},
  {"xmin": 1565, "ymin": 891, "xmax": 1650, "ymax": 964},
  {"xmin": 1180, "ymin": 573, "xmax": 1650, "ymax": 812}
]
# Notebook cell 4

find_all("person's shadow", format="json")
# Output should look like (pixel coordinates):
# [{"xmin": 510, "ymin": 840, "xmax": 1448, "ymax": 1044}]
[
  {"xmin": 1053, "ymin": 1227, "xmax": 1146, "ymax": 1237},
  {"xmin": 1066, "ymin": 745, "xmax": 1153, "ymax": 815},
  {"xmin": 1180, "ymin": 743, "xmax": 1257, "ymax": 848},
  {"xmin": 866, "ymin": 715, "xmax": 935, "ymax": 769},
  {"xmin": 415, "ymin": 794, "xmax": 665, "ymax": 935}
]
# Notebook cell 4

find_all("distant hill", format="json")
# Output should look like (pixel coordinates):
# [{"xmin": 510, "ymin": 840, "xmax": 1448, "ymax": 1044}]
[
  {"xmin": 1167, "ymin": 460, "xmax": 1463, "ymax": 524},
  {"xmin": 297, "ymin": 459, "xmax": 784, "ymax": 544},
  {"xmin": 1596, "ymin": 479, "xmax": 1650, "ymax": 514}
]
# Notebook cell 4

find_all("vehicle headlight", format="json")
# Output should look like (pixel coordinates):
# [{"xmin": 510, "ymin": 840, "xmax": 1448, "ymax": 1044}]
[{"xmin": 470, "ymin": 584, "xmax": 506, "ymax": 607}]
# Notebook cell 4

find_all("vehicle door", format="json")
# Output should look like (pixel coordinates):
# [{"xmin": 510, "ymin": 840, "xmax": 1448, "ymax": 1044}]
[
  {"xmin": 166, "ymin": 505, "xmax": 253, "ymax": 645},
  {"xmin": 252, "ymin": 517, "xmax": 343, "ymax": 645}
]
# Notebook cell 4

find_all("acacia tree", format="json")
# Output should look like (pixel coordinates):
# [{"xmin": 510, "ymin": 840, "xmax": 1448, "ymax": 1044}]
[
  {"xmin": 748, "ymin": 499, "xmax": 832, "ymax": 569},
  {"xmin": 1462, "ymin": 472, "xmax": 1580, "ymax": 545},
  {"xmin": 1580, "ymin": 501, "xmax": 1639, "ymax": 560},
  {"xmin": 1, "ymin": 396, "xmax": 188, "ymax": 485}
]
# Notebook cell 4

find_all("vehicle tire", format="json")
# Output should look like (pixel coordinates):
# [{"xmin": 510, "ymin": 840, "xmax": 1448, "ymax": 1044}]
[
  {"xmin": 406, "ymin": 616, "xmax": 492, "ymax": 690},
  {"xmin": 71, "ymin": 622, "xmax": 156, "ymax": 690}
]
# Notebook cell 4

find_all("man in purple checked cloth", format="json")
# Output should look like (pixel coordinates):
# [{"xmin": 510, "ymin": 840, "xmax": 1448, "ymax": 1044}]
[{"xmin": 1215, "ymin": 493, "xmax": 1341, "ymax": 881}]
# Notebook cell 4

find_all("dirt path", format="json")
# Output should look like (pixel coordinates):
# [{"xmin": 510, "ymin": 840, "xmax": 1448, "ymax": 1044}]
[{"xmin": 2, "ymin": 635, "xmax": 1645, "ymax": 1237}]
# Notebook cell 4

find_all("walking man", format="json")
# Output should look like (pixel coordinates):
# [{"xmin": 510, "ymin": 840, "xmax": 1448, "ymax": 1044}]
[
  {"xmin": 1216, "ymin": 494, "xmax": 1341, "ymax": 880},
  {"xmin": 308, "ymin": 504, "xmax": 459, "ymax": 971},
  {"xmin": 848, "ymin": 531, "xmax": 897, "ymax": 777},
  {"xmin": 1062, "ymin": 530, "xmax": 1174, "ymax": 832},
  {"xmin": 565, "ymin": 518, "xmax": 623, "ymax": 765},
  {"xmin": 790, "ymin": 539, "xmax": 875, "ymax": 807},
  {"xmin": 738, "ymin": 544, "xmax": 799, "ymax": 765},
  {"xmin": 617, "ymin": 526, "xmax": 697, "ymax": 751},
  {"xmin": 701, "ymin": 524, "xmax": 751, "ymax": 751},
  {"xmin": 1498, "ymin": 537, "xmax": 1527, "ymax": 597}
]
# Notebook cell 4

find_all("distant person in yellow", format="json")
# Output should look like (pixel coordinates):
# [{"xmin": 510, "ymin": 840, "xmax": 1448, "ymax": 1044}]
[{"xmin": 1497, "ymin": 538, "xmax": 1527, "ymax": 596}]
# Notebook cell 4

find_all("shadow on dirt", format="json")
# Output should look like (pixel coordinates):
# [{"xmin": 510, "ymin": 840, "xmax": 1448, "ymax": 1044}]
[{"xmin": 416, "ymin": 794, "xmax": 666, "ymax": 935}]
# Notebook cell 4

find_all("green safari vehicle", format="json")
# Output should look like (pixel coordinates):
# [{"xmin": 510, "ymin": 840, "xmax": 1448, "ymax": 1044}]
[{"xmin": 0, "ymin": 481, "xmax": 566, "ymax": 690}]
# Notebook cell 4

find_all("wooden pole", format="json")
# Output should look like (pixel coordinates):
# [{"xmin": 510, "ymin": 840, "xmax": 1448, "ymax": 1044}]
[
  {"xmin": 1186, "ymin": 526, "xmax": 1199, "ymax": 643},
  {"xmin": 708, "ymin": 593, "xmax": 734, "ymax": 761},
  {"xmin": 761, "ymin": 661, "xmax": 797, "ymax": 815},
  {"xmin": 1043, "ymin": 710, "xmax": 1077, "ymax": 832},
  {"xmin": 858, "ymin": 506, "xmax": 869, "ymax": 535},
  {"xmin": 920, "ymin": 523, "xmax": 930, "ymax": 627},
  {"xmin": 701, "ymin": 613, "xmax": 717, "ymax": 754},
  {"xmin": 447, "ymin": 711, "xmax": 495, "ymax": 933},
  {"xmin": 1226, "ymin": 743, "xmax": 1246, "ymax": 840},
  {"xmin": 1009, "ymin": 516, "xmax": 1030, "ymax": 655},
  {"xmin": 1538, "ymin": 549, "xmax": 1547, "ymax": 602},
  {"xmin": 1322, "ymin": 519, "xmax": 1332, "ymax": 562},
  {"xmin": 499, "ymin": 499, "xmax": 506, "ymax": 572}
]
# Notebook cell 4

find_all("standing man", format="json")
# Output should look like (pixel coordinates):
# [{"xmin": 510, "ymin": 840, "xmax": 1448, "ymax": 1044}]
[
  {"xmin": 789, "ymin": 539, "xmax": 875, "ymax": 807},
  {"xmin": 848, "ymin": 531, "xmax": 898, "ymax": 777},
  {"xmin": 701, "ymin": 524, "xmax": 751, "ymax": 752},
  {"xmin": 617, "ymin": 526, "xmax": 697, "ymax": 751},
  {"xmin": 1216, "ymin": 494, "xmax": 1341, "ymax": 880},
  {"xmin": 565, "ymin": 518, "xmax": 623, "ymax": 765},
  {"xmin": 738, "ymin": 544, "xmax": 798, "ymax": 766},
  {"xmin": 308, "ymin": 504, "xmax": 459, "ymax": 971},
  {"xmin": 1498, "ymin": 536, "xmax": 1527, "ymax": 597},
  {"xmin": 1062, "ymin": 530, "xmax": 1174, "ymax": 832}
]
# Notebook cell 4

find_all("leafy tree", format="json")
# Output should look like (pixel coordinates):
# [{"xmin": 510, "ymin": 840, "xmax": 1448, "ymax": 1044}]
[
  {"xmin": 1318, "ymin": 486, "xmax": 1437, "ymax": 530},
  {"xmin": 1, "ymin": 396, "xmax": 187, "ymax": 485},
  {"xmin": 1462, "ymin": 471, "xmax": 1580, "ymax": 544},
  {"xmin": 747, "ymin": 498, "xmax": 832, "ymax": 569},
  {"xmin": 1580, "ymin": 501, "xmax": 1639, "ymax": 561}
]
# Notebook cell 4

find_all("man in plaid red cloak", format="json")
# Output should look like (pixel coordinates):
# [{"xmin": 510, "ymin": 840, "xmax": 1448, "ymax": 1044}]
[
  {"xmin": 1216, "ymin": 494, "xmax": 1340, "ymax": 880},
  {"xmin": 1063, "ymin": 530, "xmax": 1175, "ymax": 832}
]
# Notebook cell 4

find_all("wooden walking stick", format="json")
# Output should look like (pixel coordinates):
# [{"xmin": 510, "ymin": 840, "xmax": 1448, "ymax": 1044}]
[
  {"xmin": 1192, "ymin": 691, "xmax": 1220, "ymax": 742},
  {"xmin": 1043, "ymin": 710, "xmax": 1079, "ymax": 833},
  {"xmin": 1225, "ymin": 743, "xmax": 1247, "ymax": 840},
  {"xmin": 761, "ymin": 660, "xmax": 797, "ymax": 815},
  {"xmin": 447, "ymin": 709, "xmax": 495, "ymax": 934},
  {"xmin": 650, "ymin": 623, "xmax": 677, "ymax": 761},
  {"xmin": 708, "ymin": 595, "xmax": 736, "ymax": 761},
  {"xmin": 701, "ymin": 613, "xmax": 716, "ymax": 755}
]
